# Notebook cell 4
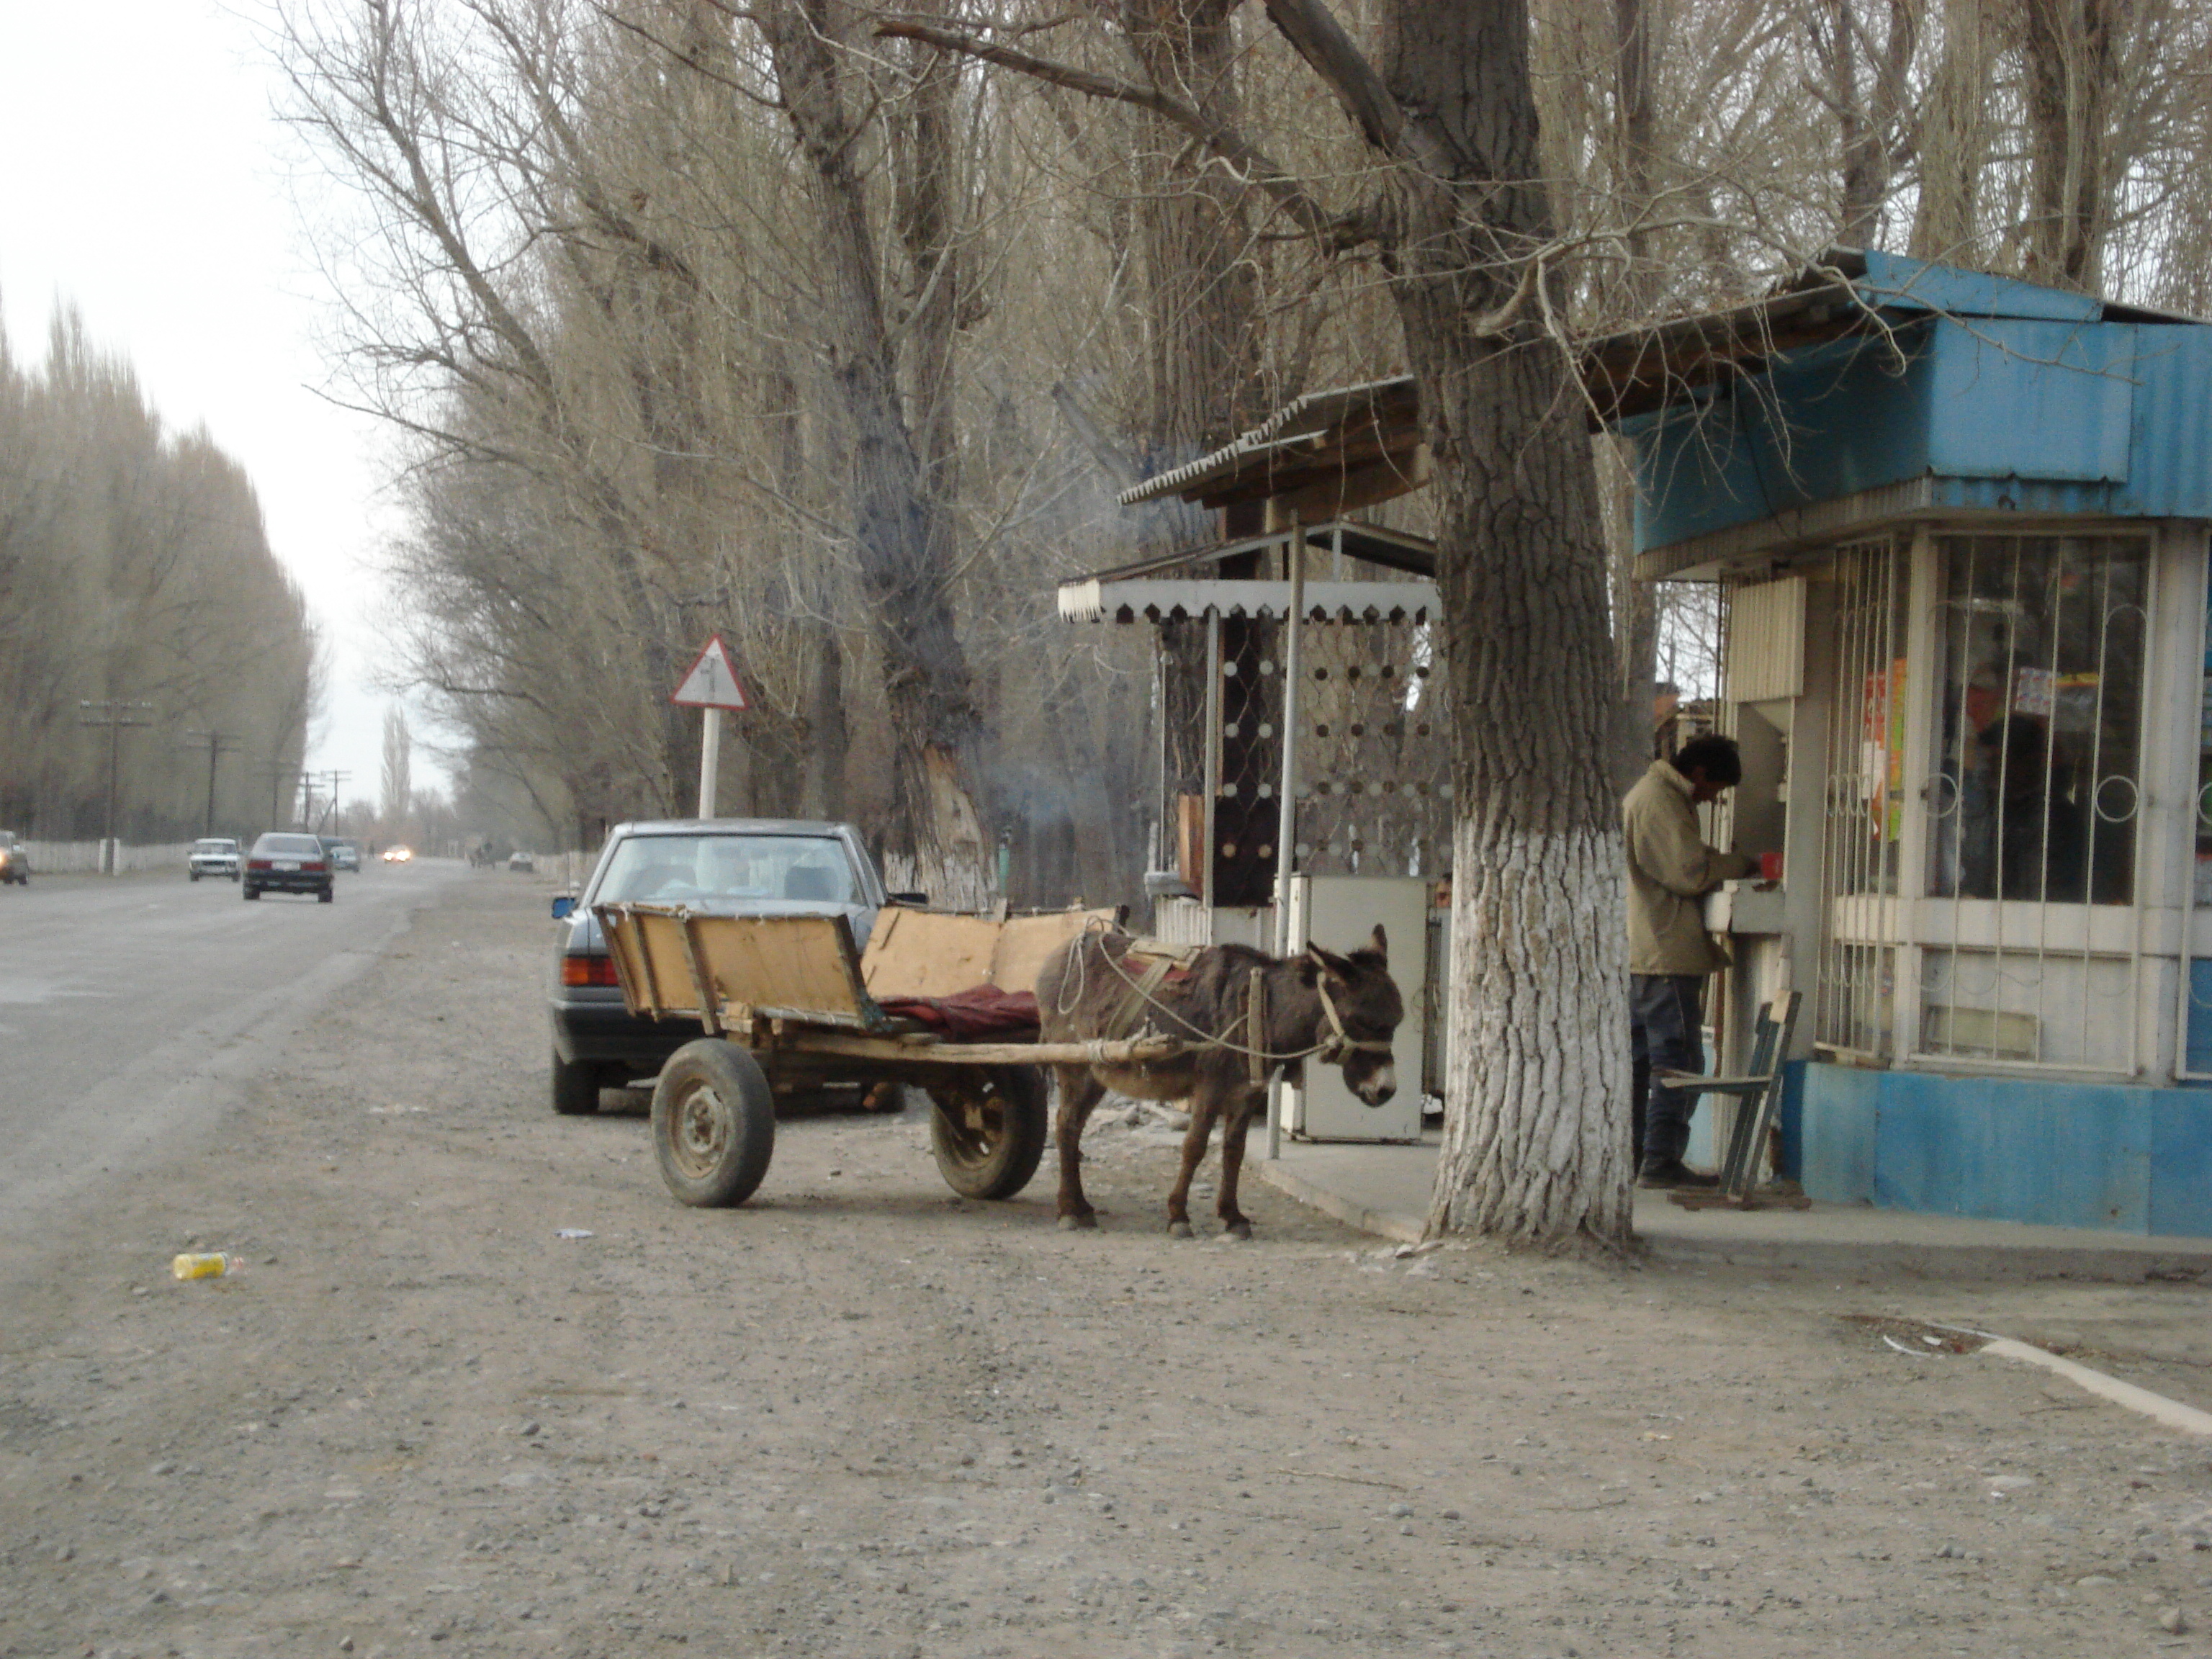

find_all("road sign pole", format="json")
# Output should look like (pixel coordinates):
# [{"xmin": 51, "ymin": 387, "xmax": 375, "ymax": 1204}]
[{"xmin": 698, "ymin": 707, "xmax": 721, "ymax": 818}]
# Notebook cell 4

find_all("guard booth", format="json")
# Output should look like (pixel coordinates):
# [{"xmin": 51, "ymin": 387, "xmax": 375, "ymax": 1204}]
[
  {"xmin": 1596, "ymin": 248, "xmax": 2212, "ymax": 1236},
  {"xmin": 1057, "ymin": 381, "xmax": 1445, "ymax": 1141}
]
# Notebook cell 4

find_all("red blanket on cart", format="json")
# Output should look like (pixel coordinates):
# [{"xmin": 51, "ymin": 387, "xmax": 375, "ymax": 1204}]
[{"xmin": 876, "ymin": 984, "xmax": 1040, "ymax": 1038}]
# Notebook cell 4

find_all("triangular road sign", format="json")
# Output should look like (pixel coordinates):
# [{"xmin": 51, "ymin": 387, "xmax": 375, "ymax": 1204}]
[{"xmin": 671, "ymin": 634, "xmax": 749, "ymax": 710}]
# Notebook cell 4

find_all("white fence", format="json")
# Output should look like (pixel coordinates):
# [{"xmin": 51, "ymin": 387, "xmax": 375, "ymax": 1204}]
[{"xmin": 24, "ymin": 840, "xmax": 197, "ymax": 875}]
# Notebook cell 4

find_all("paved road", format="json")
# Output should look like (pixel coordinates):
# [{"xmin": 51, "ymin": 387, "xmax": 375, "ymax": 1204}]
[{"xmin": 0, "ymin": 857, "xmax": 464, "ymax": 1238}]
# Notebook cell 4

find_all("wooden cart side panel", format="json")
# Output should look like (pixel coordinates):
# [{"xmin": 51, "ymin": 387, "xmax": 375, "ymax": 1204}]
[
  {"xmin": 860, "ymin": 909, "xmax": 1001, "ymax": 998},
  {"xmin": 598, "ymin": 906, "xmax": 655, "ymax": 1015},
  {"xmin": 989, "ymin": 909, "xmax": 1118, "ymax": 994},
  {"xmin": 695, "ymin": 914, "xmax": 878, "ymax": 1026},
  {"xmin": 860, "ymin": 907, "xmax": 1118, "ymax": 999},
  {"xmin": 596, "ymin": 906, "xmax": 704, "ymax": 1020}
]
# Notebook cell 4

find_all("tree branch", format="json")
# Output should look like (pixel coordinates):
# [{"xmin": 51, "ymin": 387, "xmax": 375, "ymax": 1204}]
[
  {"xmin": 872, "ymin": 17, "xmax": 1375, "ymax": 249},
  {"xmin": 1258, "ymin": 0, "xmax": 1452, "ymax": 179}
]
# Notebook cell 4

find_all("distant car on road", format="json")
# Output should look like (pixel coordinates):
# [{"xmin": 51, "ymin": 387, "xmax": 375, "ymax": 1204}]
[
  {"xmin": 244, "ymin": 832, "xmax": 334, "ymax": 903},
  {"xmin": 507, "ymin": 850, "xmax": 535, "ymax": 873},
  {"xmin": 323, "ymin": 838, "xmax": 362, "ymax": 872},
  {"xmin": 188, "ymin": 837, "xmax": 241, "ymax": 881},
  {"xmin": 381, "ymin": 845, "xmax": 413, "ymax": 864},
  {"xmin": 0, "ymin": 831, "xmax": 27, "ymax": 886},
  {"xmin": 546, "ymin": 819, "xmax": 897, "ymax": 1114}
]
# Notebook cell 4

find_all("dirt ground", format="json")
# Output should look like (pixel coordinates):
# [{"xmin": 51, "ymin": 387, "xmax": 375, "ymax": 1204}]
[{"xmin": 4, "ymin": 876, "xmax": 2211, "ymax": 1659}]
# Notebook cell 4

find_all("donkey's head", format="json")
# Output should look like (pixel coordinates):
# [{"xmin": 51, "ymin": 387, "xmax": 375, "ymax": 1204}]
[{"xmin": 1300, "ymin": 925, "xmax": 1403, "ymax": 1106}]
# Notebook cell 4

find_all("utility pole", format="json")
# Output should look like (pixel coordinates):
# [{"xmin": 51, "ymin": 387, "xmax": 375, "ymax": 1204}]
[
  {"xmin": 184, "ymin": 729, "xmax": 241, "ymax": 837},
  {"xmin": 78, "ymin": 701, "xmax": 156, "ymax": 875},
  {"xmin": 260, "ymin": 758, "xmax": 295, "ymax": 835},
  {"xmin": 318, "ymin": 770, "xmax": 351, "ymax": 833}
]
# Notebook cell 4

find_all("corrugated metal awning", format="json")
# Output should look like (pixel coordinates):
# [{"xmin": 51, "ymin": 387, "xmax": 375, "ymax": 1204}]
[{"xmin": 1058, "ymin": 577, "xmax": 1437, "ymax": 626}]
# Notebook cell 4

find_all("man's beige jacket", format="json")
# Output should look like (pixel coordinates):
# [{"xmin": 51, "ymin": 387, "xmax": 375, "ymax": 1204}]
[{"xmin": 1623, "ymin": 758, "xmax": 1755, "ymax": 976}]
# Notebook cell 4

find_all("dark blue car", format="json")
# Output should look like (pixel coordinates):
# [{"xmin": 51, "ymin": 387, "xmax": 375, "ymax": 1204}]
[{"xmin": 547, "ymin": 819, "xmax": 892, "ymax": 1114}]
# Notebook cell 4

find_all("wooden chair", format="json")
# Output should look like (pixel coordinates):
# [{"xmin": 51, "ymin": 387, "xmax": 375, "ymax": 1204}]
[{"xmin": 1658, "ymin": 990, "xmax": 1807, "ymax": 1210}]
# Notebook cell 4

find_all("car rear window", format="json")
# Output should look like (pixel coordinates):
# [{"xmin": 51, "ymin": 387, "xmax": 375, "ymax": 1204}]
[
  {"xmin": 254, "ymin": 835, "xmax": 325, "ymax": 856},
  {"xmin": 194, "ymin": 840, "xmax": 234, "ymax": 853},
  {"xmin": 592, "ymin": 835, "xmax": 856, "ymax": 906}
]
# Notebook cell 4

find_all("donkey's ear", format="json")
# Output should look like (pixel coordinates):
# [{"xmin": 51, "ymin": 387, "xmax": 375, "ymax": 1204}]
[
  {"xmin": 1306, "ymin": 942, "xmax": 1351, "ymax": 981},
  {"xmin": 1368, "ymin": 924, "xmax": 1388, "ymax": 963},
  {"xmin": 1297, "ymin": 948, "xmax": 1323, "ymax": 985}
]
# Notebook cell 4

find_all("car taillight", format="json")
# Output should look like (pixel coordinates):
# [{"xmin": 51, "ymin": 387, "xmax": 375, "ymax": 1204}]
[
  {"xmin": 561, "ymin": 955, "xmax": 621, "ymax": 988},
  {"xmin": 248, "ymin": 859, "xmax": 271, "ymax": 871},
  {"xmin": 304, "ymin": 861, "xmax": 326, "ymax": 872}
]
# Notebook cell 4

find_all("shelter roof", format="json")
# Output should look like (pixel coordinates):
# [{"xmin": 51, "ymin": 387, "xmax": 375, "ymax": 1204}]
[
  {"xmin": 1118, "ymin": 378, "xmax": 1424, "ymax": 512},
  {"xmin": 1583, "ymin": 247, "xmax": 2201, "ymax": 425}
]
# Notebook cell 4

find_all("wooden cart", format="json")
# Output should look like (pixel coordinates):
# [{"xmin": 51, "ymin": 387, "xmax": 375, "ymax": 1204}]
[{"xmin": 596, "ymin": 902, "xmax": 1187, "ymax": 1208}]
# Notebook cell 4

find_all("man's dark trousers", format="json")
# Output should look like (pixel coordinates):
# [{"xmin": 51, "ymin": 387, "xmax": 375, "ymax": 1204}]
[{"xmin": 1630, "ymin": 974, "xmax": 1705, "ymax": 1169}]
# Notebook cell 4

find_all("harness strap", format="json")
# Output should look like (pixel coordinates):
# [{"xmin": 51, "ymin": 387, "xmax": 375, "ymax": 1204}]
[{"xmin": 1313, "ymin": 976, "xmax": 1395, "ymax": 1066}]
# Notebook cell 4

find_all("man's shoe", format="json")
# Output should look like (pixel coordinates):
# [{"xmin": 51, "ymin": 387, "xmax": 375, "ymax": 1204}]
[{"xmin": 1638, "ymin": 1160, "xmax": 1720, "ymax": 1191}]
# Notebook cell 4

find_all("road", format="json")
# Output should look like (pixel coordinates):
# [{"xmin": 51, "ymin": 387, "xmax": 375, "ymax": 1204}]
[
  {"xmin": 1, "ymin": 875, "xmax": 2208, "ymax": 1658},
  {"xmin": 0, "ymin": 858, "xmax": 459, "ymax": 1234}
]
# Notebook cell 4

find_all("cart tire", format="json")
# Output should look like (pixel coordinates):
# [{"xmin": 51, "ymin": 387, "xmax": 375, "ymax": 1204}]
[
  {"xmin": 652, "ymin": 1040, "xmax": 775, "ymax": 1208},
  {"xmin": 551, "ymin": 1050, "xmax": 603, "ymax": 1116},
  {"xmin": 927, "ymin": 1066, "xmax": 1047, "ymax": 1200}
]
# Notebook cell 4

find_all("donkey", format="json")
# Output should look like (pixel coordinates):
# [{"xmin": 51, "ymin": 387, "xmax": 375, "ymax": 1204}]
[{"xmin": 1034, "ymin": 927, "xmax": 1403, "ymax": 1238}]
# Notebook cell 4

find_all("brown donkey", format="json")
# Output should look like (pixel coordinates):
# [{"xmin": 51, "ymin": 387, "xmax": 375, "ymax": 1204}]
[{"xmin": 1034, "ymin": 927, "xmax": 1403, "ymax": 1237}]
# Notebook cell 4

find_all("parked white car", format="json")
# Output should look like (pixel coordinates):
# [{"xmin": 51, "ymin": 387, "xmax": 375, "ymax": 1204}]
[{"xmin": 188, "ymin": 837, "xmax": 242, "ymax": 881}]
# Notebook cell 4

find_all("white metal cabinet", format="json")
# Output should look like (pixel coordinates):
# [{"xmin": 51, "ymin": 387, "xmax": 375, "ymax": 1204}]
[{"xmin": 1281, "ymin": 875, "xmax": 1431, "ymax": 1141}]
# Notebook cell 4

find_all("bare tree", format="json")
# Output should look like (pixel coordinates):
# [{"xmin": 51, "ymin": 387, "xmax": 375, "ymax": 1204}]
[{"xmin": 381, "ymin": 705, "xmax": 414, "ymax": 827}]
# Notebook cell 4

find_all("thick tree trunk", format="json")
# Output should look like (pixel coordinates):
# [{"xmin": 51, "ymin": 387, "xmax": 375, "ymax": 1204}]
[
  {"xmin": 1125, "ymin": 0, "xmax": 1268, "ymax": 465},
  {"xmin": 1380, "ymin": 0, "xmax": 1633, "ymax": 1246},
  {"xmin": 763, "ymin": 0, "xmax": 989, "ymax": 900},
  {"xmin": 1910, "ymin": 0, "xmax": 2000, "ymax": 261},
  {"xmin": 2019, "ymin": 0, "xmax": 2115, "ymax": 290}
]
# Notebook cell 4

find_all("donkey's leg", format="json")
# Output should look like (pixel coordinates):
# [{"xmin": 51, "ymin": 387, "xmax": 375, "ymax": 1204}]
[
  {"xmin": 1166, "ymin": 1082, "xmax": 1223, "ymax": 1238},
  {"xmin": 1217, "ymin": 1087, "xmax": 1262, "ymax": 1239},
  {"xmin": 1053, "ymin": 1066, "xmax": 1107, "ymax": 1230}
]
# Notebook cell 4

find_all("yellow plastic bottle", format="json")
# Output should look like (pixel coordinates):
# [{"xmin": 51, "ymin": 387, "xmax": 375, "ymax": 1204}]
[{"xmin": 171, "ymin": 1252, "xmax": 238, "ymax": 1281}]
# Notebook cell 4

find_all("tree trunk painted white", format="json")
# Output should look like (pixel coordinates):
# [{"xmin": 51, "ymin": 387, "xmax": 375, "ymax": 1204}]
[{"xmin": 1375, "ymin": 0, "xmax": 1635, "ymax": 1246}]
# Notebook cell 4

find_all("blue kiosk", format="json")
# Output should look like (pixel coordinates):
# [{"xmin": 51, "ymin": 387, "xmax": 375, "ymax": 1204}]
[{"xmin": 1596, "ymin": 248, "xmax": 2212, "ymax": 1236}]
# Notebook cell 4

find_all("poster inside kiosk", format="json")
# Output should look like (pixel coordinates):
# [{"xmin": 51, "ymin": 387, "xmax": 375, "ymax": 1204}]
[{"xmin": 672, "ymin": 634, "xmax": 750, "ymax": 815}]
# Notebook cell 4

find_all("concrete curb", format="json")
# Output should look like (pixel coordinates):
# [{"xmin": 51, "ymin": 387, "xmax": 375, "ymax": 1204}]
[{"xmin": 1256, "ymin": 1157, "xmax": 1424, "ymax": 1246}]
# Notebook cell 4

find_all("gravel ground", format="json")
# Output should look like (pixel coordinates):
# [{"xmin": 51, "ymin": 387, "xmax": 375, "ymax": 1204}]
[{"xmin": 3, "ymin": 876, "xmax": 2211, "ymax": 1659}]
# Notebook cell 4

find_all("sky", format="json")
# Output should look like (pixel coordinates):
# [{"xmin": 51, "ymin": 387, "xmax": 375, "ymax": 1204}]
[{"xmin": 0, "ymin": 0, "xmax": 436, "ymax": 806}]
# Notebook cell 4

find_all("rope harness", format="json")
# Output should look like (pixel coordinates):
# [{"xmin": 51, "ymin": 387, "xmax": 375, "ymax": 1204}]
[{"xmin": 1058, "ymin": 917, "xmax": 1393, "ymax": 1070}]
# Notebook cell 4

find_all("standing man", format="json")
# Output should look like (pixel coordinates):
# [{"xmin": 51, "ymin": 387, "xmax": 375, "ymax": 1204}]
[{"xmin": 1624, "ymin": 732, "xmax": 1758, "ymax": 1189}]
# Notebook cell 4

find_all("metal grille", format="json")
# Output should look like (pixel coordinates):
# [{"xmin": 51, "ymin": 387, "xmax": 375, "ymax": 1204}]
[
  {"xmin": 2184, "ymin": 536, "xmax": 2212, "ymax": 1078},
  {"xmin": 1816, "ymin": 538, "xmax": 1907, "ymax": 1056},
  {"xmin": 1292, "ymin": 621, "xmax": 1452, "ymax": 878},
  {"xmin": 1915, "ymin": 534, "xmax": 2148, "ymax": 1074}
]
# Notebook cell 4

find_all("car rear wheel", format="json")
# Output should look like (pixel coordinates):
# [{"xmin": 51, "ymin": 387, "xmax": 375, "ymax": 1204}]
[
  {"xmin": 318, "ymin": 886, "xmax": 334, "ymax": 904},
  {"xmin": 190, "ymin": 871, "xmax": 201, "ymax": 882},
  {"xmin": 551, "ymin": 1050, "xmax": 603, "ymax": 1116},
  {"xmin": 652, "ymin": 1040, "xmax": 775, "ymax": 1208},
  {"xmin": 243, "ymin": 885, "xmax": 260, "ymax": 901},
  {"xmin": 927, "ymin": 1066, "xmax": 1047, "ymax": 1200}
]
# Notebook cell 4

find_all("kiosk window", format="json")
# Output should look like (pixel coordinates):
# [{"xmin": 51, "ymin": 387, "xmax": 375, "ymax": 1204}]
[{"xmin": 1928, "ymin": 534, "xmax": 2146, "ymax": 906}]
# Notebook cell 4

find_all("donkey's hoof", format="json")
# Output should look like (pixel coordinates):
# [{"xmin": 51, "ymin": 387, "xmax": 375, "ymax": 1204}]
[
  {"xmin": 1223, "ymin": 1220, "xmax": 1253, "ymax": 1241},
  {"xmin": 1168, "ymin": 1220, "xmax": 1195, "ymax": 1239},
  {"xmin": 1058, "ymin": 1213, "xmax": 1098, "ymax": 1232}
]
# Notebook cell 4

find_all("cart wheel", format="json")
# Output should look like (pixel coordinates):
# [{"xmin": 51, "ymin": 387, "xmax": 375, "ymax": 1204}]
[
  {"xmin": 652, "ymin": 1040, "xmax": 776, "ymax": 1208},
  {"xmin": 927, "ymin": 1066, "xmax": 1046, "ymax": 1200}
]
